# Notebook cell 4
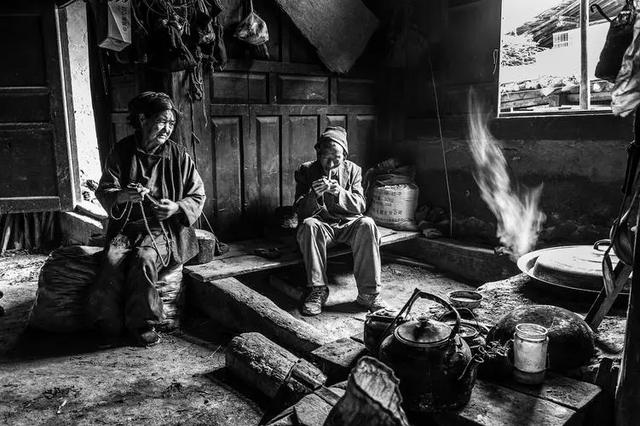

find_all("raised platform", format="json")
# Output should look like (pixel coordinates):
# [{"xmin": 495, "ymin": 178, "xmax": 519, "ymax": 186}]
[{"xmin": 184, "ymin": 227, "xmax": 420, "ymax": 282}]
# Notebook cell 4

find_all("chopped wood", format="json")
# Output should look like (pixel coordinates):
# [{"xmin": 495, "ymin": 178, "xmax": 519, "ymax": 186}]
[
  {"xmin": 187, "ymin": 276, "xmax": 331, "ymax": 354},
  {"xmin": 1, "ymin": 214, "xmax": 13, "ymax": 253},
  {"xmin": 22, "ymin": 213, "xmax": 32, "ymax": 250},
  {"xmin": 186, "ymin": 229, "xmax": 217, "ymax": 265},
  {"xmin": 226, "ymin": 332, "xmax": 327, "ymax": 401},
  {"xmin": 12, "ymin": 214, "xmax": 23, "ymax": 250},
  {"xmin": 45, "ymin": 211, "xmax": 55, "ymax": 242},
  {"xmin": 33, "ymin": 212, "xmax": 42, "ymax": 248},
  {"xmin": 324, "ymin": 356, "xmax": 409, "ymax": 426}
]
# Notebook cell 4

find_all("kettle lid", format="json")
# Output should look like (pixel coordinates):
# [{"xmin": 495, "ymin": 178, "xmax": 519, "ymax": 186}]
[{"xmin": 395, "ymin": 317, "xmax": 452, "ymax": 347}]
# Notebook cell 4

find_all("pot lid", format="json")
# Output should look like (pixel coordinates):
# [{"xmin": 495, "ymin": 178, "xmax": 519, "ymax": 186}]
[
  {"xmin": 395, "ymin": 318, "xmax": 452, "ymax": 347},
  {"xmin": 517, "ymin": 245, "xmax": 631, "ymax": 295}
]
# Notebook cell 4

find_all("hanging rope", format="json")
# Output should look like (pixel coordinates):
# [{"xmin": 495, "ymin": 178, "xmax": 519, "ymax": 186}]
[
  {"xmin": 109, "ymin": 198, "xmax": 172, "ymax": 268},
  {"xmin": 425, "ymin": 43, "xmax": 454, "ymax": 238}
]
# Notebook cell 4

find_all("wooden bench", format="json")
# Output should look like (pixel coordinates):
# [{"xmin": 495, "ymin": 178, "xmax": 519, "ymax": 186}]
[{"xmin": 184, "ymin": 226, "xmax": 421, "ymax": 282}]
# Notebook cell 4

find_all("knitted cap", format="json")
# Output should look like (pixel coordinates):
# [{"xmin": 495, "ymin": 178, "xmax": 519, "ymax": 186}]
[{"xmin": 315, "ymin": 126, "xmax": 348, "ymax": 156}]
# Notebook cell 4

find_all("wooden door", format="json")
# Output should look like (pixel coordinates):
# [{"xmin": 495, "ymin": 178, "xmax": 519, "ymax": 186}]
[
  {"xmin": 204, "ymin": 1, "xmax": 378, "ymax": 240},
  {"xmin": 0, "ymin": 1, "xmax": 75, "ymax": 213}
]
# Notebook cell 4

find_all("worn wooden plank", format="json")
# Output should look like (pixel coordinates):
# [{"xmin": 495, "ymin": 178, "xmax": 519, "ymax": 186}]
[
  {"xmin": 256, "ymin": 116, "xmax": 282, "ymax": 215},
  {"xmin": 281, "ymin": 115, "xmax": 317, "ymax": 205},
  {"xmin": 189, "ymin": 278, "xmax": 331, "ymax": 354},
  {"xmin": 212, "ymin": 72, "xmax": 268, "ymax": 104},
  {"xmin": 497, "ymin": 372, "xmax": 601, "ymax": 412},
  {"xmin": 212, "ymin": 116, "xmax": 243, "ymax": 239},
  {"xmin": 434, "ymin": 379, "xmax": 578, "ymax": 426},
  {"xmin": 211, "ymin": 104, "xmax": 376, "ymax": 116},
  {"xmin": 272, "ymin": 0, "xmax": 378, "ymax": 73},
  {"xmin": 243, "ymin": 106, "xmax": 260, "ymax": 234},
  {"xmin": 185, "ymin": 228, "xmax": 420, "ymax": 282},
  {"xmin": 337, "ymin": 78, "xmax": 375, "ymax": 105},
  {"xmin": 353, "ymin": 115, "xmax": 375, "ymax": 167},
  {"xmin": 0, "ymin": 129, "xmax": 57, "ymax": 199},
  {"xmin": 278, "ymin": 75, "xmax": 329, "ymax": 104},
  {"xmin": 311, "ymin": 337, "xmax": 367, "ymax": 382}
]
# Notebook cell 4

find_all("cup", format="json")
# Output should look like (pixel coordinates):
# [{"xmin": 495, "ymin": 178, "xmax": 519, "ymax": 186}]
[{"xmin": 512, "ymin": 323, "xmax": 548, "ymax": 385}]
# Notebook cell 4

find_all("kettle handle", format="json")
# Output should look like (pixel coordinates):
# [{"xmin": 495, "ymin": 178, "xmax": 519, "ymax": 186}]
[
  {"xmin": 408, "ymin": 290, "xmax": 461, "ymax": 341},
  {"xmin": 377, "ymin": 288, "xmax": 461, "ymax": 350}
]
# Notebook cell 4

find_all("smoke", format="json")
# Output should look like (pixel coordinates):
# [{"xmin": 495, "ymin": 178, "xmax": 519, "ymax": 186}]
[{"xmin": 466, "ymin": 94, "xmax": 545, "ymax": 258}]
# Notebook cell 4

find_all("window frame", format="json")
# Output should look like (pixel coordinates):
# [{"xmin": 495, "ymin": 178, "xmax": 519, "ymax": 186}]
[{"xmin": 497, "ymin": 0, "xmax": 616, "ymax": 118}]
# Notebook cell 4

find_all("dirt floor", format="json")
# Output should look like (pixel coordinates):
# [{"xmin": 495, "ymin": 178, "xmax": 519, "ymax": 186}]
[
  {"xmin": 0, "ymin": 248, "xmax": 628, "ymax": 424},
  {"xmin": 0, "ymin": 251, "xmax": 262, "ymax": 426}
]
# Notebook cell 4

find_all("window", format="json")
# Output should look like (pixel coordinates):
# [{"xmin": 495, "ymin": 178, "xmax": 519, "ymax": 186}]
[{"xmin": 499, "ymin": 0, "xmax": 626, "ymax": 114}]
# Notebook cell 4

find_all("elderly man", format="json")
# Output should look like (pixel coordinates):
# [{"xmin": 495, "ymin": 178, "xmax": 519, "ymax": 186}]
[{"xmin": 295, "ymin": 126, "xmax": 386, "ymax": 316}]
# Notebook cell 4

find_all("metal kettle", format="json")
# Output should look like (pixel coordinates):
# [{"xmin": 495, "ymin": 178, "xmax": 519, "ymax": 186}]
[{"xmin": 378, "ymin": 289, "xmax": 482, "ymax": 413}]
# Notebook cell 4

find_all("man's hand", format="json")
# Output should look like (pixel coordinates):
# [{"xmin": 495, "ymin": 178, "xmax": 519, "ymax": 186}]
[
  {"xmin": 312, "ymin": 178, "xmax": 329, "ymax": 197},
  {"xmin": 153, "ymin": 199, "xmax": 180, "ymax": 220},
  {"xmin": 326, "ymin": 179, "xmax": 341, "ymax": 196},
  {"xmin": 116, "ymin": 185, "xmax": 149, "ymax": 204}
]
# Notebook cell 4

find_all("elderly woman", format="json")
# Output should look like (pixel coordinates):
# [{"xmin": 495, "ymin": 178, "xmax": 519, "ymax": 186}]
[{"xmin": 88, "ymin": 91, "xmax": 205, "ymax": 346}]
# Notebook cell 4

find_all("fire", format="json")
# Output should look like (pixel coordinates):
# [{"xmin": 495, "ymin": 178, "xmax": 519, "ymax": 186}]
[{"xmin": 466, "ymin": 95, "xmax": 545, "ymax": 258}]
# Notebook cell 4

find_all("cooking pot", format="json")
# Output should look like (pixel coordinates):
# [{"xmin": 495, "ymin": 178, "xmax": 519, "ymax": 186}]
[{"xmin": 379, "ymin": 289, "xmax": 482, "ymax": 413}]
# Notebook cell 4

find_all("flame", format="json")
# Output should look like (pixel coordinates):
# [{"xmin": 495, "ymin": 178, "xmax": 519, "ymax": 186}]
[{"xmin": 466, "ymin": 95, "xmax": 545, "ymax": 258}]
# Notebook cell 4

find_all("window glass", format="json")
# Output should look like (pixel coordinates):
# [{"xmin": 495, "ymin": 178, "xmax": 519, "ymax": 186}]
[{"xmin": 499, "ymin": 0, "xmax": 626, "ymax": 114}]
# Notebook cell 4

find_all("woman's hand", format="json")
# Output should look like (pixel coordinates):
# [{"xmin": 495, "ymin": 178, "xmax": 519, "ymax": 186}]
[
  {"xmin": 116, "ymin": 185, "xmax": 149, "ymax": 204},
  {"xmin": 154, "ymin": 199, "xmax": 179, "ymax": 220}
]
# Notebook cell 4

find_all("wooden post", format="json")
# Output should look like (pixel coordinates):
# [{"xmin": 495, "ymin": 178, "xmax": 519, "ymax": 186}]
[
  {"xmin": 579, "ymin": 0, "xmax": 590, "ymax": 109},
  {"xmin": 615, "ymin": 212, "xmax": 640, "ymax": 425}
]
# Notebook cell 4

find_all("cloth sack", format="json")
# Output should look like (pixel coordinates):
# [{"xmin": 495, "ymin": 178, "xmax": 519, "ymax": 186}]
[{"xmin": 30, "ymin": 246, "xmax": 185, "ymax": 333}]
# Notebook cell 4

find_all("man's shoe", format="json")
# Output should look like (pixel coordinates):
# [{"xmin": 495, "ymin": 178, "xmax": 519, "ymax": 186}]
[
  {"xmin": 356, "ymin": 293, "xmax": 388, "ymax": 312},
  {"xmin": 131, "ymin": 327, "xmax": 160, "ymax": 347},
  {"xmin": 301, "ymin": 286, "xmax": 330, "ymax": 316}
]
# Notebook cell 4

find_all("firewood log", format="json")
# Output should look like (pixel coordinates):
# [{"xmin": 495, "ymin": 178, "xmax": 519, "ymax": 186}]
[
  {"xmin": 12, "ymin": 214, "xmax": 23, "ymax": 250},
  {"xmin": 23, "ymin": 213, "xmax": 32, "ymax": 250},
  {"xmin": 1, "ymin": 214, "xmax": 13, "ymax": 253},
  {"xmin": 226, "ymin": 332, "xmax": 327, "ymax": 402},
  {"xmin": 33, "ymin": 212, "xmax": 42, "ymax": 249},
  {"xmin": 324, "ymin": 356, "xmax": 409, "ymax": 426}
]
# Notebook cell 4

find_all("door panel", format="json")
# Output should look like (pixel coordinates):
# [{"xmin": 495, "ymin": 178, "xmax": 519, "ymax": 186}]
[{"xmin": 0, "ymin": 2, "xmax": 74, "ymax": 213}]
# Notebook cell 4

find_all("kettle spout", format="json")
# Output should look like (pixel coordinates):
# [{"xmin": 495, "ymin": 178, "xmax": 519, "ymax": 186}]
[{"xmin": 457, "ymin": 354, "xmax": 484, "ymax": 382}]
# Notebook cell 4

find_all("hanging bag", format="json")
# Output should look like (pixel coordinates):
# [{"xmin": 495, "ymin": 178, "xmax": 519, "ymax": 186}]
[
  {"xmin": 234, "ymin": 0, "xmax": 270, "ymax": 59},
  {"xmin": 594, "ymin": 1, "xmax": 637, "ymax": 82}
]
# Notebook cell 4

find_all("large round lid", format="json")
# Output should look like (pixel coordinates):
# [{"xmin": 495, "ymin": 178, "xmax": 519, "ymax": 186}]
[
  {"xmin": 517, "ymin": 245, "xmax": 631, "ymax": 295},
  {"xmin": 395, "ymin": 318, "xmax": 452, "ymax": 347}
]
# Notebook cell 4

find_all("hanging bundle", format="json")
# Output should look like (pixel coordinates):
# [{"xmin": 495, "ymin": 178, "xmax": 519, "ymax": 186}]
[
  {"xmin": 593, "ymin": 1, "xmax": 637, "ymax": 83},
  {"xmin": 147, "ymin": 11, "xmax": 198, "ymax": 72},
  {"xmin": 234, "ymin": 0, "xmax": 270, "ymax": 59}
]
